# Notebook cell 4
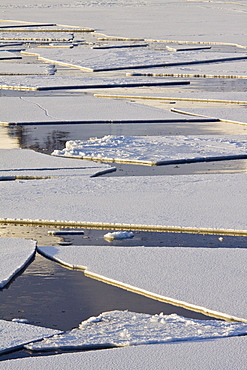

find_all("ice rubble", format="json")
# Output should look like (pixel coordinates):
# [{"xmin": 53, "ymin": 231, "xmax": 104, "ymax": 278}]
[
  {"xmin": 37, "ymin": 245, "xmax": 247, "ymax": 321},
  {"xmin": 0, "ymin": 319, "xmax": 61, "ymax": 355},
  {"xmin": 52, "ymin": 135, "xmax": 247, "ymax": 164},
  {"xmin": 25, "ymin": 310, "xmax": 247, "ymax": 351},
  {"xmin": 0, "ymin": 238, "xmax": 36, "ymax": 288}
]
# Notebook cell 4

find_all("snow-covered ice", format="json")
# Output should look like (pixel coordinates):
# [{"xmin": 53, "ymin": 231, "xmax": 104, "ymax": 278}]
[
  {"xmin": 0, "ymin": 319, "xmax": 61, "ymax": 354},
  {"xmin": 0, "ymin": 63, "xmax": 56, "ymax": 76},
  {"xmin": 21, "ymin": 47, "xmax": 247, "ymax": 72},
  {"xmin": 104, "ymin": 231, "xmax": 134, "ymax": 241},
  {"xmin": 0, "ymin": 50, "xmax": 20, "ymax": 60},
  {"xmin": 24, "ymin": 311, "xmax": 247, "ymax": 351},
  {"xmin": 0, "ymin": 238, "xmax": 36, "ymax": 288},
  {"xmin": 0, "ymin": 31, "xmax": 73, "ymax": 41},
  {"xmin": 52, "ymin": 135, "xmax": 247, "ymax": 164},
  {"xmin": 2, "ymin": 336, "xmax": 246, "ymax": 370},
  {"xmin": 0, "ymin": 96, "xmax": 179, "ymax": 125},
  {"xmin": 37, "ymin": 245, "xmax": 247, "ymax": 321},
  {"xmin": 1, "ymin": 173, "xmax": 247, "ymax": 232}
]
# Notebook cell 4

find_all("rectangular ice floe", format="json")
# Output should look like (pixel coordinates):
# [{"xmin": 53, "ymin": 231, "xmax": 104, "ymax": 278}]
[
  {"xmin": 24, "ymin": 310, "xmax": 247, "ymax": 351},
  {"xmin": 0, "ymin": 51, "xmax": 20, "ymax": 60},
  {"xmin": 0, "ymin": 75, "xmax": 189, "ymax": 91},
  {"xmin": 1, "ymin": 173, "xmax": 247, "ymax": 232},
  {"xmin": 38, "ymin": 245, "xmax": 247, "ymax": 321},
  {"xmin": 52, "ymin": 135, "xmax": 247, "ymax": 165},
  {"xmin": 3, "ymin": 336, "xmax": 246, "ymax": 370},
  {"xmin": 0, "ymin": 238, "xmax": 36, "ymax": 288},
  {"xmin": 0, "ymin": 149, "xmax": 113, "ymax": 178},
  {"xmin": 0, "ymin": 96, "xmax": 182, "ymax": 125},
  {"xmin": 21, "ymin": 47, "xmax": 247, "ymax": 71},
  {"xmin": 0, "ymin": 319, "xmax": 61, "ymax": 354}
]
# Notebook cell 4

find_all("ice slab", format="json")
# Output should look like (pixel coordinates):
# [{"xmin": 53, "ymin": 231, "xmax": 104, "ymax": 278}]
[
  {"xmin": 52, "ymin": 135, "xmax": 247, "ymax": 165},
  {"xmin": 25, "ymin": 311, "xmax": 247, "ymax": 351},
  {"xmin": 0, "ymin": 51, "xmax": 20, "ymax": 60},
  {"xmin": 173, "ymin": 107, "xmax": 247, "ymax": 125},
  {"xmin": 0, "ymin": 32, "xmax": 73, "ymax": 41},
  {"xmin": 0, "ymin": 96, "xmax": 182, "ymax": 125},
  {"xmin": 0, "ymin": 149, "xmax": 112, "ymax": 178},
  {"xmin": 0, "ymin": 319, "xmax": 61, "ymax": 355},
  {"xmin": 2, "ymin": 336, "xmax": 246, "ymax": 370},
  {"xmin": 21, "ymin": 47, "xmax": 247, "ymax": 71},
  {"xmin": 38, "ymin": 245, "xmax": 247, "ymax": 321},
  {"xmin": 1, "ymin": 173, "xmax": 247, "ymax": 232},
  {"xmin": 0, "ymin": 63, "xmax": 56, "ymax": 75},
  {"xmin": 0, "ymin": 75, "xmax": 189, "ymax": 91},
  {"xmin": 130, "ymin": 60, "xmax": 247, "ymax": 79},
  {"xmin": 0, "ymin": 238, "xmax": 36, "ymax": 288}
]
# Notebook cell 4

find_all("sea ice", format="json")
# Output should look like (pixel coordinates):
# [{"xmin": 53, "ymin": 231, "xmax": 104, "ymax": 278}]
[
  {"xmin": 0, "ymin": 319, "xmax": 62, "ymax": 354},
  {"xmin": 0, "ymin": 63, "xmax": 56, "ymax": 76},
  {"xmin": 37, "ymin": 245, "xmax": 247, "ymax": 321},
  {"xmin": 52, "ymin": 135, "xmax": 247, "ymax": 164},
  {"xmin": 0, "ymin": 51, "xmax": 20, "ymax": 60},
  {"xmin": 0, "ymin": 238, "xmax": 36, "ymax": 288},
  {"xmin": 24, "ymin": 311, "xmax": 247, "ymax": 352},
  {"xmin": 104, "ymin": 231, "xmax": 134, "ymax": 241}
]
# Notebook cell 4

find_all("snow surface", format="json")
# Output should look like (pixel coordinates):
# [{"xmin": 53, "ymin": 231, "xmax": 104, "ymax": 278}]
[
  {"xmin": 0, "ymin": 75, "xmax": 189, "ymax": 90},
  {"xmin": 0, "ymin": 51, "xmax": 20, "ymax": 60},
  {"xmin": 52, "ymin": 135, "xmax": 247, "ymax": 164},
  {"xmin": 0, "ymin": 319, "xmax": 61, "ymax": 354},
  {"xmin": 0, "ymin": 31, "xmax": 73, "ymax": 41},
  {"xmin": 0, "ymin": 238, "xmax": 36, "ymax": 288},
  {"xmin": 1, "ymin": 173, "xmax": 247, "ymax": 231},
  {"xmin": 37, "ymin": 245, "xmax": 247, "ymax": 321},
  {"xmin": 173, "ymin": 107, "xmax": 247, "ymax": 125},
  {"xmin": 2, "ymin": 336, "xmax": 246, "ymax": 370},
  {"xmin": 0, "ymin": 63, "xmax": 56, "ymax": 75},
  {"xmin": 0, "ymin": 96, "xmax": 179, "ymax": 124},
  {"xmin": 21, "ymin": 47, "xmax": 247, "ymax": 72},
  {"xmin": 25, "ymin": 311, "xmax": 247, "ymax": 351}
]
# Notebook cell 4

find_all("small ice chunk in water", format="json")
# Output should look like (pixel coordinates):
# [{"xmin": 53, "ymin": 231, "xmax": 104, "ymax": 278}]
[{"xmin": 104, "ymin": 231, "xmax": 134, "ymax": 241}]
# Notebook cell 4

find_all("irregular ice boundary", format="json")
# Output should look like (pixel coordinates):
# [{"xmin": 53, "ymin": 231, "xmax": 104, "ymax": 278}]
[
  {"xmin": 0, "ymin": 238, "xmax": 36, "ymax": 288},
  {"xmin": 37, "ymin": 245, "xmax": 247, "ymax": 322},
  {"xmin": 0, "ymin": 319, "xmax": 62, "ymax": 355},
  {"xmin": 24, "ymin": 311, "xmax": 247, "ymax": 352}
]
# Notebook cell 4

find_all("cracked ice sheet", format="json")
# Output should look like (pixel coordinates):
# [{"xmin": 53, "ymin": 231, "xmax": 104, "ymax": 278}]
[
  {"xmin": 0, "ymin": 96, "xmax": 180, "ymax": 125},
  {"xmin": 2, "ymin": 336, "xmax": 246, "ymax": 370},
  {"xmin": 37, "ymin": 246, "xmax": 247, "ymax": 321},
  {"xmin": 0, "ymin": 75, "xmax": 189, "ymax": 90},
  {"xmin": 0, "ymin": 238, "xmax": 36, "ymax": 288},
  {"xmin": 130, "ymin": 60, "xmax": 247, "ymax": 79},
  {"xmin": 0, "ymin": 319, "xmax": 61, "ymax": 355},
  {"xmin": 52, "ymin": 135, "xmax": 247, "ymax": 164},
  {"xmin": 1, "ymin": 173, "xmax": 247, "ymax": 231},
  {"xmin": 21, "ymin": 47, "xmax": 247, "ymax": 71},
  {"xmin": 0, "ymin": 149, "xmax": 112, "ymax": 178},
  {"xmin": 0, "ymin": 63, "xmax": 56, "ymax": 75},
  {"xmin": 25, "ymin": 311, "xmax": 247, "ymax": 351}
]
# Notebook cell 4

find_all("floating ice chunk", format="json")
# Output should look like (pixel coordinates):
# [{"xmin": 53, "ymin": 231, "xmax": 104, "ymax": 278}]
[
  {"xmin": 0, "ymin": 319, "xmax": 62, "ymax": 354},
  {"xmin": 11, "ymin": 318, "xmax": 29, "ymax": 324},
  {"xmin": 0, "ymin": 238, "xmax": 36, "ymax": 288},
  {"xmin": 104, "ymin": 231, "xmax": 134, "ymax": 241},
  {"xmin": 25, "ymin": 310, "xmax": 247, "ymax": 352}
]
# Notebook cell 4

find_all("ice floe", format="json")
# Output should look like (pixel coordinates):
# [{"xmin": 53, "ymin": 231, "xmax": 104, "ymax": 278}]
[
  {"xmin": 52, "ymin": 135, "xmax": 247, "ymax": 164},
  {"xmin": 104, "ymin": 231, "xmax": 134, "ymax": 241},
  {"xmin": 2, "ymin": 336, "xmax": 246, "ymax": 370},
  {"xmin": 0, "ymin": 50, "xmax": 20, "ymax": 60},
  {"xmin": 24, "ymin": 310, "xmax": 247, "ymax": 351},
  {"xmin": 0, "ymin": 96, "xmax": 181, "ymax": 125},
  {"xmin": 21, "ymin": 47, "xmax": 247, "ymax": 71},
  {"xmin": 37, "ymin": 245, "xmax": 247, "ymax": 321},
  {"xmin": 1, "ymin": 173, "xmax": 247, "ymax": 231},
  {"xmin": 0, "ymin": 319, "xmax": 61, "ymax": 355},
  {"xmin": 0, "ymin": 63, "xmax": 56, "ymax": 75},
  {"xmin": 0, "ymin": 148, "xmax": 112, "ymax": 178},
  {"xmin": 0, "ymin": 238, "xmax": 36, "ymax": 288}
]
